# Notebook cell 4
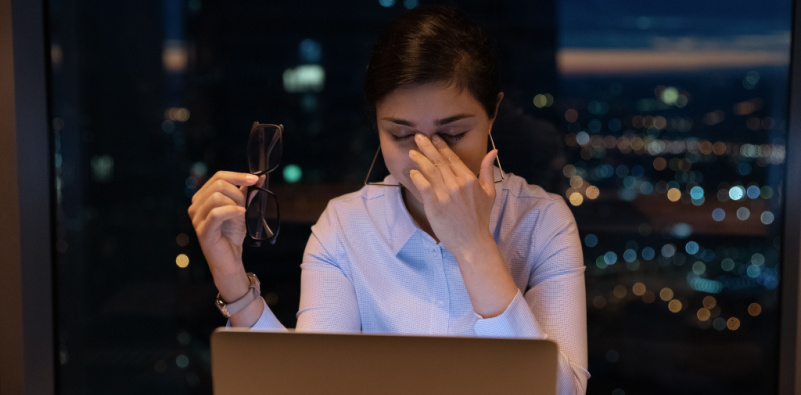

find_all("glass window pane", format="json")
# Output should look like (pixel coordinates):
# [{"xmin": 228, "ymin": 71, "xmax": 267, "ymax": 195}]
[
  {"xmin": 48, "ymin": 0, "xmax": 792, "ymax": 393},
  {"xmin": 557, "ymin": 1, "xmax": 790, "ymax": 393}
]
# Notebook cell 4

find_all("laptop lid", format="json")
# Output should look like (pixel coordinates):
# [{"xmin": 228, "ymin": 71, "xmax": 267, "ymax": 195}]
[{"xmin": 211, "ymin": 327, "xmax": 558, "ymax": 395}]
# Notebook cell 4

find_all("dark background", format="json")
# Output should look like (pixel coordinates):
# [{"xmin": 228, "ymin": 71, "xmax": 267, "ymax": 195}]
[{"xmin": 48, "ymin": 0, "xmax": 791, "ymax": 393}]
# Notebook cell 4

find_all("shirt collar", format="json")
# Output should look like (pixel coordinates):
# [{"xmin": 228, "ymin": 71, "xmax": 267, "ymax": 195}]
[
  {"xmin": 385, "ymin": 168, "xmax": 508, "ymax": 255},
  {"xmin": 377, "ymin": 174, "xmax": 420, "ymax": 255}
]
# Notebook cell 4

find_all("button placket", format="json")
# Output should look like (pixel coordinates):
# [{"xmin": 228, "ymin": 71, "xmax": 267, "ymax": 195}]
[
  {"xmin": 433, "ymin": 244, "xmax": 451, "ymax": 332},
  {"xmin": 427, "ymin": 245, "xmax": 450, "ymax": 334}
]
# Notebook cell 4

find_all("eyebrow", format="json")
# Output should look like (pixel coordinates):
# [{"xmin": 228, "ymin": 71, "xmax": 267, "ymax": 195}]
[{"xmin": 381, "ymin": 114, "xmax": 475, "ymax": 127}]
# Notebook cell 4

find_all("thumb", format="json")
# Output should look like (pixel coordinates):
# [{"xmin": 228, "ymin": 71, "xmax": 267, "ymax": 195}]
[
  {"xmin": 479, "ymin": 149, "xmax": 498, "ymax": 193},
  {"xmin": 240, "ymin": 184, "xmax": 250, "ymax": 204}
]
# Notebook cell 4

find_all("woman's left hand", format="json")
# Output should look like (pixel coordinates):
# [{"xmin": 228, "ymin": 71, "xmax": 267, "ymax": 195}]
[{"xmin": 408, "ymin": 133, "xmax": 498, "ymax": 256}]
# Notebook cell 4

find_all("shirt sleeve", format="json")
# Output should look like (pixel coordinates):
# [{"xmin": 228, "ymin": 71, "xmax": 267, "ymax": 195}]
[
  {"xmin": 473, "ymin": 197, "xmax": 590, "ymax": 394},
  {"xmin": 228, "ymin": 297, "xmax": 287, "ymax": 330},
  {"xmin": 295, "ymin": 202, "xmax": 362, "ymax": 333},
  {"xmin": 472, "ymin": 290, "xmax": 542, "ymax": 337},
  {"xmin": 232, "ymin": 202, "xmax": 360, "ymax": 333}
]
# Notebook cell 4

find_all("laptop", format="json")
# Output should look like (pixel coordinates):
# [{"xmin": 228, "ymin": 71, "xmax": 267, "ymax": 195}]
[{"xmin": 211, "ymin": 327, "xmax": 558, "ymax": 395}]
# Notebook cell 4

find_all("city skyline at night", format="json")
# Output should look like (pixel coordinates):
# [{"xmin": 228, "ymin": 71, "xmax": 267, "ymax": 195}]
[{"xmin": 45, "ymin": 0, "xmax": 793, "ymax": 393}]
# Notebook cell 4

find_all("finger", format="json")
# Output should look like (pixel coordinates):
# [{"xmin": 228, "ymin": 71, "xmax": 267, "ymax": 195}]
[
  {"xmin": 256, "ymin": 174, "xmax": 268, "ymax": 189},
  {"xmin": 414, "ymin": 134, "xmax": 457, "ymax": 183},
  {"xmin": 193, "ymin": 191, "xmax": 241, "ymax": 228},
  {"xmin": 479, "ymin": 149, "xmax": 498, "ymax": 195},
  {"xmin": 430, "ymin": 134, "xmax": 475, "ymax": 179},
  {"xmin": 409, "ymin": 150, "xmax": 451, "ymax": 201},
  {"xmin": 190, "ymin": 180, "xmax": 247, "ymax": 222},
  {"xmin": 409, "ymin": 169, "xmax": 440, "ymax": 207},
  {"xmin": 193, "ymin": 171, "xmax": 259, "ymax": 204},
  {"xmin": 245, "ymin": 186, "xmax": 261, "ymax": 206},
  {"xmin": 220, "ymin": 178, "xmax": 251, "ymax": 207},
  {"xmin": 193, "ymin": 174, "xmax": 254, "ymax": 210},
  {"xmin": 196, "ymin": 205, "xmax": 247, "ymax": 241}
]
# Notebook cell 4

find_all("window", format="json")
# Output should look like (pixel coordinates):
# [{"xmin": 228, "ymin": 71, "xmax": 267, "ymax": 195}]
[
  {"xmin": 46, "ymin": 1, "xmax": 793, "ymax": 393},
  {"xmin": 556, "ymin": 2, "xmax": 791, "ymax": 393}
]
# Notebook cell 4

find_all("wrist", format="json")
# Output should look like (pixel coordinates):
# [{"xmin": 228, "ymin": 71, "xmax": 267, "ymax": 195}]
[
  {"xmin": 228, "ymin": 295, "xmax": 266, "ymax": 327},
  {"xmin": 452, "ymin": 233, "xmax": 498, "ymax": 264},
  {"xmin": 450, "ymin": 235, "xmax": 518, "ymax": 319},
  {"xmin": 216, "ymin": 272, "xmax": 261, "ymax": 318},
  {"xmin": 204, "ymin": 247, "xmax": 244, "ymax": 281},
  {"xmin": 213, "ymin": 268, "xmax": 251, "ymax": 303}
]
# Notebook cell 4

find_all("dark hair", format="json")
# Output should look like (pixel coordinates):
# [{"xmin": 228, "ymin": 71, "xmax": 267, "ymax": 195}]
[{"xmin": 364, "ymin": 5, "xmax": 500, "ymax": 121}]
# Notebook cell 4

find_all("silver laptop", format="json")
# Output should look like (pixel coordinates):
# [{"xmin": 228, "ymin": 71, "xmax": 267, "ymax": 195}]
[{"xmin": 211, "ymin": 327, "xmax": 558, "ymax": 395}]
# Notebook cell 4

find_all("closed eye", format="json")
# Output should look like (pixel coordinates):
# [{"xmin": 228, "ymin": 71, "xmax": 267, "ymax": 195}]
[
  {"xmin": 391, "ymin": 134, "xmax": 415, "ymax": 142},
  {"xmin": 439, "ymin": 132, "xmax": 467, "ymax": 142},
  {"xmin": 388, "ymin": 131, "xmax": 467, "ymax": 143}
]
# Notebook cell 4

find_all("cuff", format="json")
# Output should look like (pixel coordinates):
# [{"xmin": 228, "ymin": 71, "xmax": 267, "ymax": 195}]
[
  {"xmin": 473, "ymin": 290, "xmax": 543, "ymax": 338},
  {"xmin": 226, "ymin": 298, "xmax": 286, "ymax": 330}
]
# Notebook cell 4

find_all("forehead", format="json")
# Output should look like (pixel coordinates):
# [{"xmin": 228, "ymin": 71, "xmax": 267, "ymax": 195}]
[{"xmin": 375, "ymin": 82, "xmax": 486, "ymax": 123}]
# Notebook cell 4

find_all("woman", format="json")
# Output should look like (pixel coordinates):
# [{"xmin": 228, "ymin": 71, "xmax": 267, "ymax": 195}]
[{"xmin": 188, "ymin": 5, "xmax": 589, "ymax": 393}]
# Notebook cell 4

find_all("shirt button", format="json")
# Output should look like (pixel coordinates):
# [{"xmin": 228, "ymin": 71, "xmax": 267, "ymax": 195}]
[{"xmin": 436, "ymin": 300, "xmax": 445, "ymax": 307}]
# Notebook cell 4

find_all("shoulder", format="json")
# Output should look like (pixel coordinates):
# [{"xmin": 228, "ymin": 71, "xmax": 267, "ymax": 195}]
[
  {"xmin": 314, "ymin": 183, "xmax": 397, "ymax": 231},
  {"xmin": 494, "ymin": 174, "xmax": 583, "ymax": 277},
  {"xmin": 492, "ymin": 173, "xmax": 578, "ymax": 259},
  {"xmin": 308, "ymin": 184, "xmax": 393, "ymax": 255},
  {"xmin": 323, "ymin": 184, "xmax": 392, "ymax": 215},
  {"xmin": 495, "ymin": 172, "xmax": 572, "ymax": 220},
  {"xmin": 308, "ymin": 183, "xmax": 405, "ymax": 265}
]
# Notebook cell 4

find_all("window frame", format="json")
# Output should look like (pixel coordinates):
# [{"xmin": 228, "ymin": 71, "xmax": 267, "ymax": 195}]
[
  {"xmin": 778, "ymin": 1, "xmax": 801, "ymax": 392},
  {"xmin": 0, "ymin": 0, "xmax": 55, "ymax": 394}
]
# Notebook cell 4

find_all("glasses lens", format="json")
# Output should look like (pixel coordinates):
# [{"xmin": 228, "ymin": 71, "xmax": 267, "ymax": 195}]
[
  {"xmin": 248, "ymin": 125, "xmax": 282, "ymax": 174},
  {"xmin": 245, "ymin": 188, "xmax": 279, "ymax": 241}
]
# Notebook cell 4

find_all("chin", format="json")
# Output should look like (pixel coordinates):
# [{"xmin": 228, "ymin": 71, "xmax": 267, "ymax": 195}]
[
  {"xmin": 404, "ymin": 184, "xmax": 421, "ymax": 200},
  {"xmin": 394, "ymin": 174, "xmax": 421, "ymax": 201}
]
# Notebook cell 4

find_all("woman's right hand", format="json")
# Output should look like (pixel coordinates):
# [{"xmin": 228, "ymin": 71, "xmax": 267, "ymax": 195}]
[{"xmin": 188, "ymin": 171, "xmax": 265, "ymax": 323}]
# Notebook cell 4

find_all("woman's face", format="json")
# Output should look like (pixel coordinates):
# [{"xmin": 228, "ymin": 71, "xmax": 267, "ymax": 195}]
[{"xmin": 375, "ymin": 82, "xmax": 499, "ymax": 203}]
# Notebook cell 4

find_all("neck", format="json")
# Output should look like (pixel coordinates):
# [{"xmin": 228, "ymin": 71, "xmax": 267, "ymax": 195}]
[{"xmin": 401, "ymin": 187, "xmax": 438, "ymax": 243}]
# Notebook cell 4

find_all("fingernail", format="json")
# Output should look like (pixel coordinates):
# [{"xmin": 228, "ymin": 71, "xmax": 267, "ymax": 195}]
[
  {"xmin": 415, "ymin": 133, "xmax": 425, "ymax": 142},
  {"xmin": 246, "ymin": 174, "xmax": 258, "ymax": 182},
  {"xmin": 431, "ymin": 134, "xmax": 442, "ymax": 143}
]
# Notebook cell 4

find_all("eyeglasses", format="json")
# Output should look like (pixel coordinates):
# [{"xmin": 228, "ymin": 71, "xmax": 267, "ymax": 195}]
[
  {"xmin": 364, "ymin": 132, "xmax": 506, "ymax": 187},
  {"xmin": 245, "ymin": 122, "xmax": 283, "ymax": 245}
]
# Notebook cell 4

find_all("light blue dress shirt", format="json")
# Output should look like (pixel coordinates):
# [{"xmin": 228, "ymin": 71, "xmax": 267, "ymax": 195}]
[{"xmin": 243, "ymin": 171, "xmax": 589, "ymax": 394}]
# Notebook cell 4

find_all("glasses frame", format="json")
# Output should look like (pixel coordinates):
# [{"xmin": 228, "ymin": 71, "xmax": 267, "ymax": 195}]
[
  {"xmin": 245, "ymin": 122, "xmax": 283, "ymax": 245},
  {"xmin": 364, "ymin": 132, "xmax": 506, "ymax": 187}
]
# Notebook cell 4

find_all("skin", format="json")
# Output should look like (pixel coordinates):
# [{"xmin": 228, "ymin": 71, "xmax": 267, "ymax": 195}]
[
  {"xmin": 188, "ymin": 81, "xmax": 517, "ymax": 327},
  {"xmin": 187, "ymin": 171, "xmax": 265, "ymax": 326},
  {"xmin": 376, "ymin": 82, "xmax": 518, "ymax": 318}
]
